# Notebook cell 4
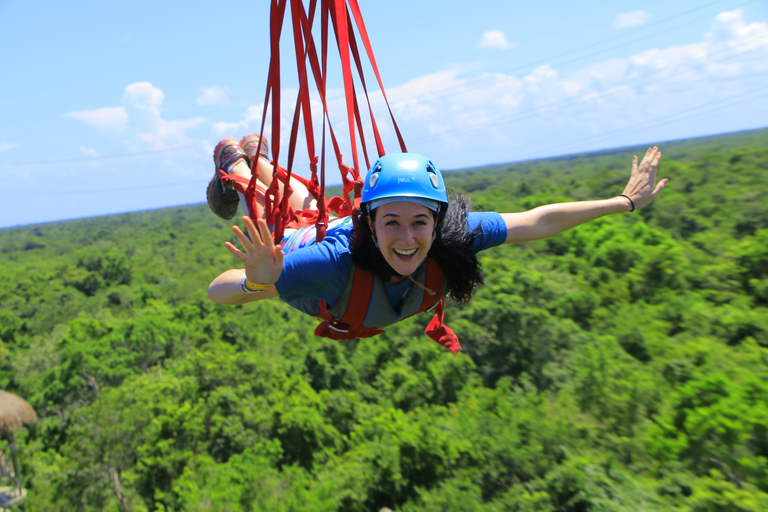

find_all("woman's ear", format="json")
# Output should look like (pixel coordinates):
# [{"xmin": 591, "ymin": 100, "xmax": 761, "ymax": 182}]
[{"xmin": 368, "ymin": 216, "xmax": 379, "ymax": 248}]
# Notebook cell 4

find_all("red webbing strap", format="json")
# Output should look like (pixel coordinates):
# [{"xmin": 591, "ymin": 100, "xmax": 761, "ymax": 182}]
[
  {"xmin": 314, "ymin": 266, "xmax": 385, "ymax": 339},
  {"xmin": 327, "ymin": 7, "xmax": 373, "ymax": 169},
  {"xmin": 304, "ymin": 0, "xmax": 364, "ymax": 217},
  {"xmin": 256, "ymin": 0, "xmax": 407, "ymax": 241},
  {"xmin": 282, "ymin": 0, "xmax": 362, "ymax": 231},
  {"xmin": 347, "ymin": 0, "xmax": 408, "ymax": 153},
  {"xmin": 337, "ymin": 266, "xmax": 374, "ymax": 326},
  {"xmin": 330, "ymin": 0, "xmax": 360, "ymax": 175},
  {"xmin": 293, "ymin": 0, "xmax": 330, "ymax": 239},
  {"xmin": 420, "ymin": 258, "xmax": 461, "ymax": 355},
  {"xmin": 425, "ymin": 301, "xmax": 461, "ymax": 355},
  {"xmin": 345, "ymin": 5, "xmax": 382, "ymax": 160},
  {"xmin": 313, "ymin": 259, "xmax": 460, "ymax": 352},
  {"xmin": 253, "ymin": 0, "xmax": 289, "ymax": 240},
  {"xmin": 415, "ymin": 258, "xmax": 444, "ymax": 313}
]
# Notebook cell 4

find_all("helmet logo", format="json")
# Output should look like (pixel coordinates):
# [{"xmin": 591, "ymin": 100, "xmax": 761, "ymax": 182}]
[{"xmin": 398, "ymin": 177, "xmax": 410, "ymax": 183}]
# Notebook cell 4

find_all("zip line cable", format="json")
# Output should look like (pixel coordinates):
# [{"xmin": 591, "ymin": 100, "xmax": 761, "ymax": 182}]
[
  {"xmin": 406, "ymin": 37, "xmax": 768, "ymax": 146},
  {"xmin": 510, "ymin": 86, "xmax": 768, "ymax": 162},
  {"xmin": 1, "ymin": 0, "xmax": 764, "ymax": 201},
  {"xmin": 0, "ymin": 144, "xmax": 202, "ymax": 167},
  {"xmin": 14, "ymin": 84, "xmax": 766, "ymax": 199}
]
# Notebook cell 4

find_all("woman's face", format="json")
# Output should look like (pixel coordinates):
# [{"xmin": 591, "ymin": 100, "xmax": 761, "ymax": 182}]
[{"xmin": 369, "ymin": 201, "xmax": 436, "ymax": 279}]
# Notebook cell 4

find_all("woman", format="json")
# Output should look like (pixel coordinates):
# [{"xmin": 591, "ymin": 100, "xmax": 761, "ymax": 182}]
[{"xmin": 207, "ymin": 135, "xmax": 667, "ymax": 352}]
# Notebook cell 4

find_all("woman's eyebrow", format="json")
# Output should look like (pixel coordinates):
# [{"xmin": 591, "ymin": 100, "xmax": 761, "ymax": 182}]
[{"xmin": 382, "ymin": 212, "xmax": 430, "ymax": 218}]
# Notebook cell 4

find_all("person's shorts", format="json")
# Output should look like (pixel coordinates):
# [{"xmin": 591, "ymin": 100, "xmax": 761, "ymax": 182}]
[{"xmin": 279, "ymin": 216, "xmax": 346, "ymax": 254}]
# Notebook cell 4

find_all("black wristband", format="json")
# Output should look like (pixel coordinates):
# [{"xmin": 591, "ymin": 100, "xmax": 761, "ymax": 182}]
[{"xmin": 620, "ymin": 194, "xmax": 635, "ymax": 212}]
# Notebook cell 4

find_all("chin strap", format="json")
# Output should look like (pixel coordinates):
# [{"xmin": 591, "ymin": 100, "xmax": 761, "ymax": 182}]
[{"xmin": 407, "ymin": 273, "xmax": 436, "ymax": 296}]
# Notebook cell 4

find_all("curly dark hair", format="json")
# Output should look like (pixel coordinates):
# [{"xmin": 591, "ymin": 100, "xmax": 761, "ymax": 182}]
[{"xmin": 349, "ymin": 191, "xmax": 484, "ymax": 304}]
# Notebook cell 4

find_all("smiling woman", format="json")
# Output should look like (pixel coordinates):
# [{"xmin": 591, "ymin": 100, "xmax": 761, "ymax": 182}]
[{"xmin": 207, "ymin": 140, "xmax": 667, "ymax": 353}]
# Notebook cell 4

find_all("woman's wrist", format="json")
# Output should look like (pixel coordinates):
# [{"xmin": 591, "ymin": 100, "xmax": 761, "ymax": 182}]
[
  {"xmin": 619, "ymin": 194, "xmax": 635, "ymax": 212},
  {"xmin": 241, "ymin": 275, "xmax": 271, "ymax": 293}
]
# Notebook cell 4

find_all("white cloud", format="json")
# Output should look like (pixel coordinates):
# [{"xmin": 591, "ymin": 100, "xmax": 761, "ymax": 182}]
[
  {"xmin": 122, "ymin": 81, "xmax": 164, "ymax": 133},
  {"xmin": 197, "ymin": 85, "xmax": 231, "ymax": 107},
  {"xmin": 61, "ymin": 82, "xmax": 211, "ymax": 182},
  {"xmin": 79, "ymin": 147, "xmax": 100, "ymax": 157},
  {"xmin": 66, "ymin": 82, "xmax": 208, "ymax": 152},
  {"xmin": 212, "ymin": 104, "xmax": 265, "ymax": 136},
  {"xmin": 65, "ymin": 106, "xmax": 128, "ymax": 131},
  {"xmin": 613, "ymin": 10, "xmax": 651, "ymax": 29},
  {"xmin": 387, "ymin": 69, "xmax": 467, "ymax": 121},
  {"xmin": 477, "ymin": 30, "xmax": 517, "ymax": 50},
  {"xmin": 199, "ymin": 10, "xmax": 767, "ymax": 172},
  {"xmin": 0, "ymin": 142, "xmax": 18, "ymax": 153},
  {"xmin": 707, "ymin": 9, "xmax": 768, "ymax": 53}
]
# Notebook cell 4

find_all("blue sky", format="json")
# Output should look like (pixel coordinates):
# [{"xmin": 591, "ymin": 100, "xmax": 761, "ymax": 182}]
[{"xmin": 1, "ymin": 0, "xmax": 767, "ymax": 228}]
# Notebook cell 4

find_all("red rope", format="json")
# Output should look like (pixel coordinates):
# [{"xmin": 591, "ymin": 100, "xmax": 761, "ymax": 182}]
[{"xmin": 247, "ymin": 0, "xmax": 406, "ymax": 243}]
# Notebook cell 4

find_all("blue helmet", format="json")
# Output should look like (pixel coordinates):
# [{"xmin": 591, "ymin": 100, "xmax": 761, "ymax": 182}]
[{"xmin": 361, "ymin": 153, "xmax": 448, "ymax": 217}]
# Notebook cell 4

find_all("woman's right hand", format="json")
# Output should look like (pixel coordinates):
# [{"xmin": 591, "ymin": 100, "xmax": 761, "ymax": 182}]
[{"xmin": 224, "ymin": 216, "xmax": 284, "ymax": 286}]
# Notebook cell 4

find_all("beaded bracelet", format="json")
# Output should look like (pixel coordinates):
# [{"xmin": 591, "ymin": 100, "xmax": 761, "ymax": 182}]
[
  {"xmin": 620, "ymin": 194, "xmax": 635, "ymax": 212},
  {"xmin": 241, "ymin": 276, "xmax": 271, "ymax": 293}
]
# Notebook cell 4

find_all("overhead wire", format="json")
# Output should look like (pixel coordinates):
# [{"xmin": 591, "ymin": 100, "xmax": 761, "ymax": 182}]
[
  {"xmin": 510, "ymin": 85, "xmax": 768, "ymax": 162},
  {"xmin": 396, "ymin": 0, "xmax": 760, "ymax": 110},
  {"xmin": 406, "ymin": 35, "xmax": 768, "ymax": 146},
  {"xmin": 3, "ymin": 0, "xmax": 753, "ymax": 170},
  {"xmin": 0, "ymin": 144, "xmax": 202, "ymax": 167},
  {"xmin": 2, "ymin": 0, "xmax": 764, "ymax": 194}
]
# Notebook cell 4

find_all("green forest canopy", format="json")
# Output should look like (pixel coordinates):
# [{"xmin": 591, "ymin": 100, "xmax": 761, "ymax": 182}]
[{"xmin": 1, "ymin": 127, "xmax": 767, "ymax": 511}]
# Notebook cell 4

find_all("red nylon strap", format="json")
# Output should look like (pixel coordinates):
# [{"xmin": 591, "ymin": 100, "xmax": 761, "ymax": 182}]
[
  {"xmin": 419, "ymin": 259, "xmax": 461, "ymax": 355},
  {"xmin": 312, "ymin": 258, "xmax": 460, "ymax": 354},
  {"xmin": 297, "ymin": 0, "xmax": 365, "ymax": 218},
  {"xmin": 416, "ymin": 258, "xmax": 444, "ymax": 313},
  {"xmin": 330, "ymin": 0, "xmax": 359, "ymax": 174},
  {"xmin": 337, "ymin": 265, "xmax": 374, "ymax": 326},
  {"xmin": 257, "ymin": 0, "xmax": 288, "ymax": 239},
  {"xmin": 425, "ymin": 300, "xmax": 461, "ymax": 356},
  {"xmin": 314, "ymin": 265, "xmax": 385, "ymax": 340},
  {"xmin": 347, "ymin": 0, "xmax": 408, "ymax": 152},
  {"xmin": 345, "ymin": 5, "xmax": 381, "ymax": 160},
  {"xmin": 254, "ymin": 0, "xmax": 406, "ymax": 243}
]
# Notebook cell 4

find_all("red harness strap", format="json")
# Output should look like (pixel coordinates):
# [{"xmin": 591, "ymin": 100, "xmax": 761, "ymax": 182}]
[
  {"xmin": 242, "ymin": 0, "xmax": 409, "ymax": 243},
  {"xmin": 313, "ymin": 258, "xmax": 461, "ymax": 354}
]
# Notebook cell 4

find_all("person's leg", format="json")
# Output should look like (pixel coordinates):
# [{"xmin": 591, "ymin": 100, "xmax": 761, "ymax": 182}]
[
  {"xmin": 226, "ymin": 158, "xmax": 267, "ymax": 219},
  {"xmin": 239, "ymin": 134, "xmax": 318, "ymax": 214}
]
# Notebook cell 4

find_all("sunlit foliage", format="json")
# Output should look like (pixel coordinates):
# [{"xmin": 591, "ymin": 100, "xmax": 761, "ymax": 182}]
[{"xmin": 1, "ymin": 128, "xmax": 767, "ymax": 511}]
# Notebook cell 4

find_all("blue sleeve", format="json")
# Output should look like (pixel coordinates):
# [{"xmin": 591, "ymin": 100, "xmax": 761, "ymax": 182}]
[
  {"xmin": 467, "ymin": 212, "xmax": 507, "ymax": 253},
  {"xmin": 274, "ymin": 233, "xmax": 351, "ymax": 306}
]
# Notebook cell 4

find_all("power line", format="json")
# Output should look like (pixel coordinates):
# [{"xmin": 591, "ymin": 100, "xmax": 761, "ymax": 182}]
[
  {"xmin": 394, "ymin": 0, "xmax": 760, "ymax": 109},
  {"xmin": 406, "ymin": 37, "xmax": 768, "ymax": 146},
  {"xmin": 510, "ymin": 86, "xmax": 768, "ymax": 162},
  {"xmin": 0, "ymin": 144, "xmax": 203, "ymax": 167},
  {"xmin": 1, "ymin": 178, "xmax": 211, "ymax": 198}
]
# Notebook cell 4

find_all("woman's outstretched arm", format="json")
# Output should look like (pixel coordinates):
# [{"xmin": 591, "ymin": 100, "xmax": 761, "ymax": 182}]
[
  {"xmin": 208, "ymin": 216, "xmax": 284, "ymax": 304},
  {"xmin": 502, "ymin": 146, "xmax": 667, "ymax": 244}
]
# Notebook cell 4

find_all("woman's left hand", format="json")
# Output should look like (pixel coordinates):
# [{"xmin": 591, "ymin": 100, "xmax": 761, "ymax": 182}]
[{"xmin": 621, "ymin": 146, "xmax": 668, "ymax": 209}]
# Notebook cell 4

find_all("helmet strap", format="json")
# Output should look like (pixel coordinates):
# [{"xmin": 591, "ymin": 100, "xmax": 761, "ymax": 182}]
[{"xmin": 407, "ymin": 274, "xmax": 436, "ymax": 296}]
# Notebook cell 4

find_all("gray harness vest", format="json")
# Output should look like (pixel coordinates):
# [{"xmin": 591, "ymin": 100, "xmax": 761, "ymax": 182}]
[{"xmin": 326, "ymin": 259, "xmax": 447, "ymax": 329}]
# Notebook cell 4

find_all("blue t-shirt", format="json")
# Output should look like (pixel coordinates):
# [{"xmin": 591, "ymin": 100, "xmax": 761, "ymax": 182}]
[{"xmin": 274, "ymin": 212, "xmax": 507, "ymax": 314}]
